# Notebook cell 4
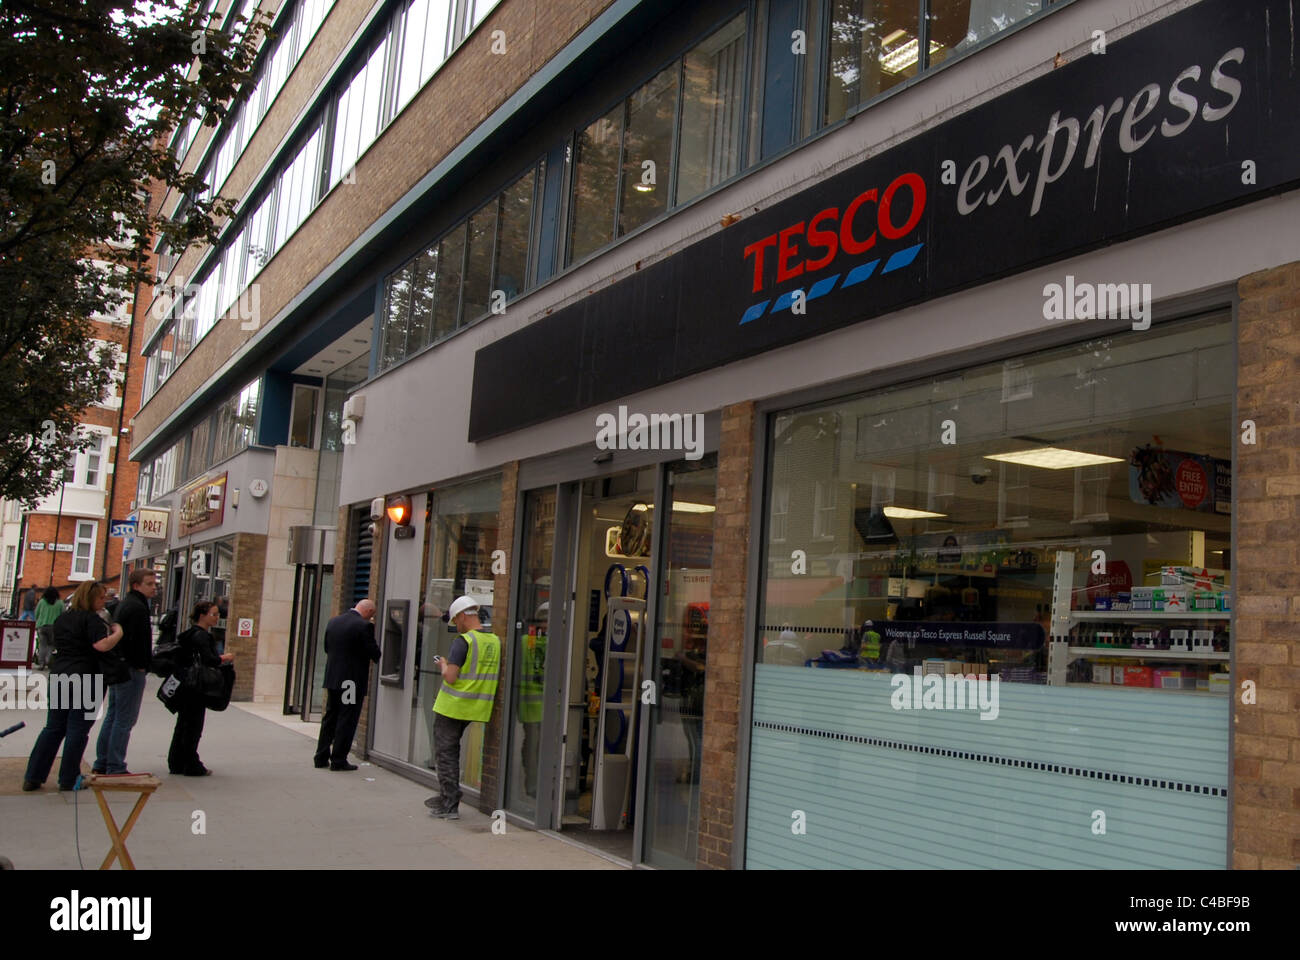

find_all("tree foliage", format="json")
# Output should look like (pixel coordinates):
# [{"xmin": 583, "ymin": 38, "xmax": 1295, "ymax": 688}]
[{"xmin": 0, "ymin": 0, "xmax": 268, "ymax": 504}]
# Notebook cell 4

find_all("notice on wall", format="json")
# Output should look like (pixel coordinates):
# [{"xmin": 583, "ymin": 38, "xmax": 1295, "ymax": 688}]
[
  {"xmin": 237, "ymin": 618, "xmax": 253, "ymax": 639},
  {"xmin": 1, "ymin": 621, "xmax": 34, "ymax": 666}
]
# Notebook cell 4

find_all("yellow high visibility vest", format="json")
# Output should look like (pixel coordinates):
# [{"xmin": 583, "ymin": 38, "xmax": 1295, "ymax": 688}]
[
  {"xmin": 520, "ymin": 631, "xmax": 545, "ymax": 723},
  {"xmin": 433, "ymin": 630, "xmax": 501, "ymax": 722}
]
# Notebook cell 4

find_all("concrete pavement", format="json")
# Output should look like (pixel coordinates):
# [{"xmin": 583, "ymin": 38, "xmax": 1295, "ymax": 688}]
[{"xmin": 0, "ymin": 669, "xmax": 619, "ymax": 869}]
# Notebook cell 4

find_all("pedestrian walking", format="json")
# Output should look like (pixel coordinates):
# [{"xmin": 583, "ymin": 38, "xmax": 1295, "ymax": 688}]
[
  {"xmin": 424, "ymin": 596, "xmax": 500, "ymax": 820},
  {"xmin": 314, "ymin": 599, "xmax": 379, "ymax": 771},
  {"xmin": 21, "ymin": 581, "xmax": 124, "ymax": 791},
  {"xmin": 167, "ymin": 600, "xmax": 235, "ymax": 776},
  {"xmin": 18, "ymin": 584, "xmax": 37, "ymax": 621},
  {"xmin": 33, "ymin": 587, "xmax": 61, "ymax": 669},
  {"xmin": 92, "ymin": 567, "xmax": 158, "ymax": 775}
]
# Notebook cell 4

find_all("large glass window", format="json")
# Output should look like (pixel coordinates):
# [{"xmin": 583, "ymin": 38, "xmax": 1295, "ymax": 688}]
[
  {"xmin": 824, "ymin": 0, "xmax": 921, "ymax": 126},
  {"xmin": 277, "ymin": 126, "xmax": 323, "ymax": 245},
  {"xmin": 330, "ymin": 35, "xmax": 390, "ymax": 187},
  {"xmin": 676, "ymin": 13, "xmax": 747, "ymax": 205},
  {"xmin": 461, "ymin": 201, "xmax": 496, "ymax": 323},
  {"xmin": 927, "ymin": 0, "xmax": 1042, "ymax": 67},
  {"xmin": 568, "ymin": 103, "xmax": 622, "ymax": 263},
  {"xmin": 212, "ymin": 379, "xmax": 261, "ymax": 464},
  {"xmin": 432, "ymin": 222, "xmax": 466, "ymax": 340},
  {"xmin": 494, "ymin": 168, "xmax": 535, "ymax": 299},
  {"xmin": 395, "ymin": 0, "xmax": 453, "ymax": 111},
  {"xmin": 748, "ymin": 316, "xmax": 1234, "ymax": 869},
  {"xmin": 618, "ymin": 66, "xmax": 679, "ymax": 236},
  {"xmin": 72, "ymin": 521, "xmax": 96, "ymax": 579}
]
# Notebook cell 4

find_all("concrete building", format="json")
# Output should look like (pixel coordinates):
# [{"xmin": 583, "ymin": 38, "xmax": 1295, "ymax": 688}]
[{"xmin": 130, "ymin": 0, "xmax": 1300, "ymax": 869}]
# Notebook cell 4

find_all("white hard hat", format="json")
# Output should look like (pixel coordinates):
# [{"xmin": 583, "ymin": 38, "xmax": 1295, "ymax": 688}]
[{"xmin": 447, "ymin": 595, "xmax": 480, "ymax": 622}]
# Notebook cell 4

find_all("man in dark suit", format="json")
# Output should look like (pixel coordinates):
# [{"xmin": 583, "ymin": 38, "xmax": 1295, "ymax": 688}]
[{"xmin": 314, "ymin": 599, "xmax": 379, "ymax": 771}]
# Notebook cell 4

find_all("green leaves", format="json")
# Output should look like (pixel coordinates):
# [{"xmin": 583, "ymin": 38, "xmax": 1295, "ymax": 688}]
[{"xmin": 0, "ymin": 0, "xmax": 268, "ymax": 503}]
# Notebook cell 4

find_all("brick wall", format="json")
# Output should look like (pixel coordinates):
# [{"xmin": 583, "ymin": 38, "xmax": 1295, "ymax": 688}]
[
  {"xmin": 1232, "ymin": 260, "xmax": 1300, "ymax": 869},
  {"xmin": 696, "ymin": 401, "xmax": 755, "ymax": 869},
  {"xmin": 229, "ymin": 531, "xmax": 267, "ymax": 701},
  {"xmin": 479, "ymin": 461, "xmax": 518, "ymax": 813}
]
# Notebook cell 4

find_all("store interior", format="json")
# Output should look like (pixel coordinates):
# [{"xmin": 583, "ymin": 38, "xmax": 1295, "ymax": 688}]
[{"xmin": 759, "ymin": 314, "xmax": 1233, "ymax": 694}]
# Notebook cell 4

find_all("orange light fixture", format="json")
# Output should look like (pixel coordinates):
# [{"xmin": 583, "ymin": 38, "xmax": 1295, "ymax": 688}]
[{"xmin": 386, "ymin": 494, "xmax": 412, "ymax": 526}]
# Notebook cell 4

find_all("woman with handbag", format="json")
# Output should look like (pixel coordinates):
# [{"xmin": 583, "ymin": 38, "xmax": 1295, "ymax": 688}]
[
  {"xmin": 167, "ymin": 600, "xmax": 234, "ymax": 776},
  {"xmin": 21, "ymin": 581, "xmax": 125, "ymax": 791}
]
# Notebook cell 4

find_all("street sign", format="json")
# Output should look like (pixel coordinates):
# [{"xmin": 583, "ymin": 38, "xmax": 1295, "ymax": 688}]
[{"xmin": 110, "ymin": 519, "xmax": 136, "ymax": 538}]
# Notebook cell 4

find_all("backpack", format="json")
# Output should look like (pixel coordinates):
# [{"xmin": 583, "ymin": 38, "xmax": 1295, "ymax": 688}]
[{"xmin": 150, "ymin": 608, "xmax": 182, "ymax": 678}]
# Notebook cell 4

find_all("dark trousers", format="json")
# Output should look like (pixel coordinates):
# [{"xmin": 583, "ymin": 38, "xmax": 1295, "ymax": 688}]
[
  {"xmin": 433, "ymin": 712, "xmax": 470, "ymax": 813},
  {"xmin": 315, "ymin": 688, "xmax": 362, "ymax": 766},
  {"xmin": 25, "ymin": 704, "xmax": 95, "ymax": 789},
  {"xmin": 168, "ymin": 698, "xmax": 207, "ymax": 774}
]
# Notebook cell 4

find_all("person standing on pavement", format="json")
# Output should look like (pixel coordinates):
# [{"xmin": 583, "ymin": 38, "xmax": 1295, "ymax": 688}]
[
  {"xmin": 92, "ymin": 568, "xmax": 157, "ymax": 775},
  {"xmin": 314, "ymin": 599, "xmax": 379, "ymax": 771},
  {"xmin": 168, "ymin": 600, "xmax": 235, "ymax": 776},
  {"xmin": 34, "ymin": 587, "xmax": 61, "ymax": 669},
  {"xmin": 424, "ymin": 596, "xmax": 500, "ymax": 820},
  {"xmin": 22, "ymin": 581, "xmax": 124, "ymax": 791}
]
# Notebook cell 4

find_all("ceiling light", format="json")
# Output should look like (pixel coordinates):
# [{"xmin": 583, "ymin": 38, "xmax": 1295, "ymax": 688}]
[
  {"xmin": 881, "ymin": 28, "xmax": 907, "ymax": 46},
  {"xmin": 879, "ymin": 36, "xmax": 943, "ymax": 74},
  {"xmin": 882, "ymin": 506, "xmax": 947, "ymax": 520},
  {"xmin": 984, "ymin": 447, "xmax": 1124, "ymax": 470},
  {"xmin": 634, "ymin": 183, "xmax": 654, "ymax": 193},
  {"xmin": 631, "ymin": 501, "xmax": 714, "ymax": 513}
]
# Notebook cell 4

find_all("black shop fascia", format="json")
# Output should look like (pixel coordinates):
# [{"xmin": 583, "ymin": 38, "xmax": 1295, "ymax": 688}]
[{"xmin": 469, "ymin": 0, "xmax": 1300, "ymax": 443}]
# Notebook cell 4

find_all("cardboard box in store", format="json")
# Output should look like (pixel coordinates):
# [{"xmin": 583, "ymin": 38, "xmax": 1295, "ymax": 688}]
[
  {"xmin": 1209, "ymin": 673, "xmax": 1230, "ymax": 694},
  {"xmin": 1131, "ymin": 587, "xmax": 1155, "ymax": 611},
  {"xmin": 1092, "ymin": 665, "xmax": 1112, "ymax": 684},
  {"xmin": 1122, "ymin": 666, "xmax": 1154, "ymax": 687},
  {"xmin": 1153, "ymin": 669, "xmax": 1184, "ymax": 689}
]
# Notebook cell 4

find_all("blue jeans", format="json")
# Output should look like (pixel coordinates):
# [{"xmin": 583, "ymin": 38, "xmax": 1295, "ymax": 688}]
[
  {"xmin": 25, "ymin": 704, "xmax": 96, "ymax": 789},
  {"xmin": 94, "ymin": 668, "xmax": 147, "ymax": 774}
]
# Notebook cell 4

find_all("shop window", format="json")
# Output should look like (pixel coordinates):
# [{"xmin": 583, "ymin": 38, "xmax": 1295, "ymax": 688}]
[
  {"xmin": 72, "ymin": 521, "xmax": 96, "ymax": 579},
  {"xmin": 461, "ymin": 201, "xmax": 496, "ymax": 323},
  {"xmin": 751, "ymin": 314, "xmax": 1234, "ymax": 870},
  {"xmin": 568, "ymin": 103, "xmax": 623, "ymax": 263},
  {"xmin": 676, "ymin": 12, "xmax": 747, "ymax": 205},
  {"xmin": 618, "ymin": 65, "xmax": 679, "ymax": 236}
]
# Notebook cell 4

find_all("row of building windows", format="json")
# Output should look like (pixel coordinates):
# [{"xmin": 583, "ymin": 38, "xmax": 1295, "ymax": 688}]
[
  {"xmin": 373, "ymin": 0, "xmax": 1051, "ymax": 377},
  {"xmin": 380, "ymin": 160, "xmax": 541, "ymax": 370},
  {"xmin": 137, "ymin": 379, "xmax": 261, "ymax": 507},
  {"xmin": 146, "ymin": 0, "xmax": 503, "ymax": 401}
]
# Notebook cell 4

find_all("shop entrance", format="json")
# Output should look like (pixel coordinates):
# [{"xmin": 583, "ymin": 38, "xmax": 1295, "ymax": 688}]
[{"xmin": 506, "ymin": 457, "xmax": 717, "ymax": 866}]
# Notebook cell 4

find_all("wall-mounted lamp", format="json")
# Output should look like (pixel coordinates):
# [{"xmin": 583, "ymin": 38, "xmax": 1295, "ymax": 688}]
[{"xmin": 387, "ymin": 494, "xmax": 415, "ymax": 539}]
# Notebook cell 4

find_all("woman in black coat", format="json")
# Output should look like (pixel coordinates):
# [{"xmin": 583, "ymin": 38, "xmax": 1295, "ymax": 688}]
[
  {"xmin": 168, "ymin": 600, "xmax": 234, "ymax": 776},
  {"xmin": 22, "ymin": 581, "xmax": 125, "ymax": 791}
]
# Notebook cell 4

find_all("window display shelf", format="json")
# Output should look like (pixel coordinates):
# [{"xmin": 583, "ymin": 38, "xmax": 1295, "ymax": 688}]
[
  {"xmin": 1066, "ymin": 647, "xmax": 1228, "ymax": 661},
  {"xmin": 1067, "ymin": 610, "xmax": 1230, "ymax": 621}
]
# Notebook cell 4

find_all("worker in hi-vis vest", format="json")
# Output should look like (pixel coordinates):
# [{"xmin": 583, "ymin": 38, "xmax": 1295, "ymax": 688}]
[{"xmin": 424, "ymin": 595, "xmax": 501, "ymax": 820}]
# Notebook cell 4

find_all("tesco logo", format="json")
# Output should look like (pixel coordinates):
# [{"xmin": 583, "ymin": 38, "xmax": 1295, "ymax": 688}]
[{"xmin": 742, "ymin": 171, "xmax": 927, "ymax": 294}]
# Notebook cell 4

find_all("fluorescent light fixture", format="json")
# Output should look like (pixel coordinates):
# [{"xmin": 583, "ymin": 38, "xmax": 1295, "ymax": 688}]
[
  {"xmin": 634, "ymin": 182, "xmax": 654, "ymax": 193},
  {"xmin": 984, "ymin": 447, "xmax": 1124, "ymax": 470},
  {"xmin": 882, "ymin": 506, "xmax": 947, "ymax": 520},
  {"xmin": 881, "ymin": 28, "xmax": 907, "ymax": 45},
  {"xmin": 632, "ymin": 501, "xmax": 714, "ymax": 513},
  {"xmin": 879, "ymin": 36, "xmax": 943, "ymax": 74}
]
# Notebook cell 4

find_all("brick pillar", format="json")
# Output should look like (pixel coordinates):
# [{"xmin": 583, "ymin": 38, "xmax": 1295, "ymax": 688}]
[
  {"xmin": 229, "ymin": 532, "xmax": 267, "ymax": 702},
  {"xmin": 479, "ymin": 461, "xmax": 519, "ymax": 813},
  {"xmin": 697, "ymin": 401, "xmax": 755, "ymax": 869},
  {"xmin": 1233, "ymin": 261, "xmax": 1300, "ymax": 869}
]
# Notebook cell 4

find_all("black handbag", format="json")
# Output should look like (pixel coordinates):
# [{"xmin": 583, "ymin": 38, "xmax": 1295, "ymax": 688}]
[
  {"xmin": 93, "ymin": 611, "xmax": 131, "ymax": 685},
  {"xmin": 205, "ymin": 664, "xmax": 236, "ymax": 711}
]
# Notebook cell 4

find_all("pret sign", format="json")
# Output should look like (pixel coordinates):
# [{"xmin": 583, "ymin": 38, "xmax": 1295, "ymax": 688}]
[{"xmin": 138, "ymin": 509, "xmax": 169, "ymax": 540}]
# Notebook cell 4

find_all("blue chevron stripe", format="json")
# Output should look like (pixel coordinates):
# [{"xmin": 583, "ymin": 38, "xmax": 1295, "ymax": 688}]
[
  {"xmin": 740, "ymin": 300, "xmax": 770, "ymax": 325},
  {"xmin": 841, "ymin": 259, "xmax": 880, "ymax": 288},
  {"xmin": 882, "ymin": 242, "xmax": 924, "ymax": 273}
]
